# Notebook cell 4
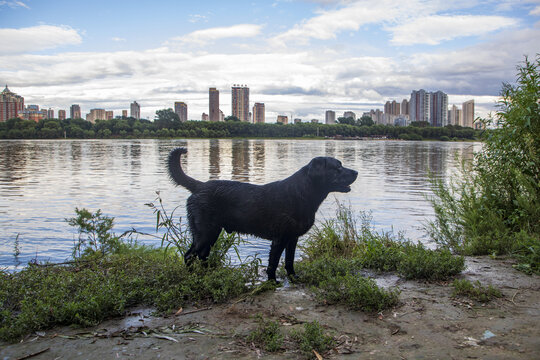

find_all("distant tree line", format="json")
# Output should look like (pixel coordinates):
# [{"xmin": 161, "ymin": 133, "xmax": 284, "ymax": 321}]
[{"xmin": 0, "ymin": 108, "xmax": 481, "ymax": 141}]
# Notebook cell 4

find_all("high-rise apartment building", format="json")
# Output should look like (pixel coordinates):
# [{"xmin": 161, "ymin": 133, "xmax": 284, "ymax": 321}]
[
  {"xmin": 462, "ymin": 100, "xmax": 475, "ymax": 128},
  {"xmin": 448, "ymin": 104, "xmax": 462, "ymax": 126},
  {"xmin": 174, "ymin": 101, "xmax": 188, "ymax": 122},
  {"xmin": 429, "ymin": 91, "xmax": 448, "ymax": 127},
  {"xmin": 21, "ymin": 105, "xmax": 46, "ymax": 122},
  {"xmin": 343, "ymin": 111, "xmax": 356, "ymax": 120},
  {"xmin": 277, "ymin": 115, "xmax": 288, "ymax": 124},
  {"xmin": 106, "ymin": 111, "xmax": 113, "ymax": 120},
  {"xmin": 209, "ymin": 88, "xmax": 219, "ymax": 122},
  {"xmin": 122, "ymin": 110, "xmax": 128, "ymax": 118},
  {"xmin": 202, "ymin": 112, "xmax": 209, "ymax": 121},
  {"xmin": 58, "ymin": 109, "xmax": 66, "ymax": 121},
  {"xmin": 409, "ymin": 89, "xmax": 430, "ymax": 123},
  {"xmin": 0, "ymin": 86, "xmax": 24, "ymax": 122},
  {"xmin": 401, "ymin": 99, "xmax": 409, "ymax": 115},
  {"xmin": 46, "ymin": 108, "xmax": 54, "ymax": 119},
  {"xmin": 253, "ymin": 102, "xmax": 265, "ymax": 123},
  {"xmin": 384, "ymin": 100, "xmax": 400, "ymax": 116},
  {"xmin": 231, "ymin": 85, "xmax": 249, "ymax": 122},
  {"xmin": 325, "ymin": 110, "xmax": 336, "ymax": 124},
  {"xmin": 86, "ymin": 109, "xmax": 106, "ymax": 123},
  {"xmin": 70, "ymin": 104, "xmax": 81, "ymax": 119},
  {"xmin": 130, "ymin": 101, "xmax": 140, "ymax": 119}
]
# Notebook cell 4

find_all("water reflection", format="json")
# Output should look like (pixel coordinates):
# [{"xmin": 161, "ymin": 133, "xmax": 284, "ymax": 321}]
[
  {"xmin": 209, "ymin": 139, "xmax": 220, "ymax": 180},
  {"xmin": 0, "ymin": 139, "xmax": 480, "ymax": 270},
  {"xmin": 231, "ymin": 140, "xmax": 250, "ymax": 181}
]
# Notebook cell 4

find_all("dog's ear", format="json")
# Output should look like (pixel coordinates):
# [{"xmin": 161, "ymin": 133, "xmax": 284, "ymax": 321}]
[{"xmin": 307, "ymin": 157, "xmax": 326, "ymax": 180}]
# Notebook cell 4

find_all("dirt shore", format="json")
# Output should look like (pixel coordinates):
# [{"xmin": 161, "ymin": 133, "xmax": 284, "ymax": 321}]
[{"xmin": 1, "ymin": 256, "xmax": 539, "ymax": 359}]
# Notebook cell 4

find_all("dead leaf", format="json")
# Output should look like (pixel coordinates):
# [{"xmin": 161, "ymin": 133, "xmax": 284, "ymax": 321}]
[
  {"xmin": 175, "ymin": 307, "xmax": 183, "ymax": 316},
  {"xmin": 152, "ymin": 334, "xmax": 179, "ymax": 343},
  {"xmin": 313, "ymin": 349, "xmax": 323, "ymax": 360}
]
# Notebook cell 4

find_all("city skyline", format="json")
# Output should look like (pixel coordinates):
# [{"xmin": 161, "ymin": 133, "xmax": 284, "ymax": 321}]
[
  {"xmin": 2, "ymin": 84, "xmax": 474, "ymax": 127},
  {"xmin": 0, "ymin": 1, "xmax": 538, "ymax": 121}
]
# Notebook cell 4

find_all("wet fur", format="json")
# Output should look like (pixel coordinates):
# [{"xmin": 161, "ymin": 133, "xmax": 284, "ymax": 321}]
[{"xmin": 167, "ymin": 147, "xmax": 358, "ymax": 281}]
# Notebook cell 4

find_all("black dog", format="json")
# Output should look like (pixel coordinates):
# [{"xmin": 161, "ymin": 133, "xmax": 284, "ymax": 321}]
[{"xmin": 168, "ymin": 147, "xmax": 358, "ymax": 281}]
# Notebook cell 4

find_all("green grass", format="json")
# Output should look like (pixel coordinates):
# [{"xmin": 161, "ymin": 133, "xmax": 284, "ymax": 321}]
[
  {"xmin": 452, "ymin": 279, "xmax": 503, "ymax": 303},
  {"xmin": 300, "ymin": 203, "xmax": 465, "ymax": 281},
  {"xmin": 290, "ymin": 203, "xmax": 465, "ymax": 312},
  {"xmin": 0, "ymin": 245, "xmax": 260, "ymax": 342},
  {"xmin": 291, "ymin": 320, "xmax": 336, "ymax": 359},
  {"xmin": 247, "ymin": 315, "xmax": 284, "ymax": 352}
]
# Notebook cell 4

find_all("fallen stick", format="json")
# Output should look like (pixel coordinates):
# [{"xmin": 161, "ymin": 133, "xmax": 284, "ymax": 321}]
[
  {"xmin": 177, "ymin": 307, "xmax": 212, "ymax": 316},
  {"xmin": 16, "ymin": 347, "xmax": 50, "ymax": 360}
]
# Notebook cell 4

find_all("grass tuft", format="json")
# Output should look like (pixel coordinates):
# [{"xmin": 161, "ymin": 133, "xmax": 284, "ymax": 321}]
[
  {"xmin": 452, "ymin": 279, "xmax": 503, "ymax": 303},
  {"xmin": 247, "ymin": 314, "xmax": 284, "ymax": 352},
  {"xmin": 291, "ymin": 320, "xmax": 336, "ymax": 359}
]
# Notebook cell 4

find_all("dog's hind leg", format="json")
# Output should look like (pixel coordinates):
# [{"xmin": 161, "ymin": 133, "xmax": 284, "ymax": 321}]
[
  {"xmin": 284, "ymin": 237, "xmax": 299, "ymax": 279},
  {"xmin": 266, "ymin": 239, "xmax": 287, "ymax": 281},
  {"xmin": 185, "ymin": 207, "xmax": 221, "ymax": 262}
]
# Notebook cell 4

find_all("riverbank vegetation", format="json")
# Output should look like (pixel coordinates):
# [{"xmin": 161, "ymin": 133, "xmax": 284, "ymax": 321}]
[
  {"xmin": 291, "ymin": 204, "xmax": 464, "ymax": 312},
  {"xmin": 426, "ymin": 56, "xmax": 540, "ymax": 274},
  {"xmin": 1, "ymin": 201, "xmax": 467, "ymax": 342},
  {"xmin": 0, "ymin": 114, "xmax": 480, "ymax": 141}
]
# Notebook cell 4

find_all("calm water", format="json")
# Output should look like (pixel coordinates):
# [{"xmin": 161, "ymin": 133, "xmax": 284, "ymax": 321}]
[{"xmin": 0, "ymin": 139, "xmax": 480, "ymax": 269}]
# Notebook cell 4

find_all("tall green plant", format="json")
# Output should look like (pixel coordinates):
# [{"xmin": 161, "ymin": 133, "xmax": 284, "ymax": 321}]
[
  {"xmin": 66, "ymin": 208, "xmax": 120, "ymax": 257},
  {"xmin": 427, "ymin": 56, "xmax": 540, "ymax": 273}
]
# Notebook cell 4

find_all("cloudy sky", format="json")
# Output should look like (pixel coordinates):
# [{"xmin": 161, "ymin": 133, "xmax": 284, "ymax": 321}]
[{"xmin": 0, "ymin": 0, "xmax": 539, "ymax": 121}]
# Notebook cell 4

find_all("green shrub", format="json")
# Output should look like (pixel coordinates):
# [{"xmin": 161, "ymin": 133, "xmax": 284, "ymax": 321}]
[
  {"xmin": 247, "ymin": 315, "xmax": 284, "ymax": 352},
  {"xmin": 316, "ymin": 273, "xmax": 400, "ymax": 312},
  {"xmin": 301, "ymin": 203, "xmax": 465, "ymax": 281},
  {"xmin": 292, "ymin": 320, "xmax": 335, "ymax": 359},
  {"xmin": 294, "ymin": 256, "xmax": 399, "ymax": 312},
  {"xmin": 397, "ymin": 243, "xmax": 465, "ymax": 281},
  {"xmin": 66, "ymin": 208, "xmax": 121, "ymax": 257},
  {"xmin": 426, "ymin": 57, "xmax": 540, "ymax": 274},
  {"xmin": 0, "ymin": 205, "xmax": 260, "ymax": 342},
  {"xmin": 452, "ymin": 279, "xmax": 502, "ymax": 303}
]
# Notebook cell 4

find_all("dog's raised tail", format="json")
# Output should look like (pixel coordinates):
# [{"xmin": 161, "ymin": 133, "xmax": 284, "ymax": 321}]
[{"xmin": 167, "ymin": 147, "xmax": 202, "ymax": 192}]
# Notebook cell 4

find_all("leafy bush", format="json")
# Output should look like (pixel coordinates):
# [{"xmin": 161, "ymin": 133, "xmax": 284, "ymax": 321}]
[
  {"xmin": 301, "ymin": 203, "xmax": 465, "ymax": 281},
  {"xmin": 247, "ymin": 315, "xmax": 284, "ymax": 352},
  {"xmin": 0, "ymin": 205, "xmax": 260, "ymax": 342},
  {"xmin": 291, "ymin": 320, "xmax": 335, "ymax": 359},
  {"xmin": 426, "ymin": 56, "xmax": 540, "ymax": 273},
  {"xmin": 397, "ymin": 243, "xmax": 465, "ymax": 281},
  {"xmin": 66, "ymin": 208, "xmax": 121, "ymax": 257},
  {"xmin": 452, "ymin": 279, "xmax": 502, "ymax": 303}
]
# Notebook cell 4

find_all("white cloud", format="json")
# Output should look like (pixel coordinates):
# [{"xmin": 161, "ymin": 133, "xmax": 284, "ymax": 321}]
[
  {"xmin": 0, "ymin": 2, "xmax": 536, "ymax": 120},
  {"xmin": 0, "ymin": 25, "xmax": 82, "ymax": 54},
  {"xmin": 188, "ymin": 14, "xmax": 208, "ymax": 23},
  {"xmin": 389, "ymin": 15, "xmax": 519, "ymax": 45},
  {"xmin": 111, "ymin": 37, "xmax": 126, "ymax": 42},
  {"xmin": 169, "ymin": 24, "xmax": 263, "ymax": 46},
  {"xmin": 0, "ymin": 1, "xmax": 30, "ymax": 9},
  {"xmin": 271, "ymin": 1, "xmax": 401, "ymax": 45}
]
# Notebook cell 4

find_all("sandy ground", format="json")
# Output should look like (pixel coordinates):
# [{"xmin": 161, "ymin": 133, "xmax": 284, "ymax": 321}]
[{"xmin": 1, "ymin": 256, "xmax": 539, "ymax": 360}]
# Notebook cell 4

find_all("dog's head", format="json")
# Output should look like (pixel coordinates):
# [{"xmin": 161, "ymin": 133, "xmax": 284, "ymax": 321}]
[{"xmin": 307, "ymin": 157, "xmax": 358, "ymax": 193}]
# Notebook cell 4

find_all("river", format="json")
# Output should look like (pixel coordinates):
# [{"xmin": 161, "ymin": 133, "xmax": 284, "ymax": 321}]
[{"xmin": 0, "ymin": 139, "xmax": 480, "ymax": 269}]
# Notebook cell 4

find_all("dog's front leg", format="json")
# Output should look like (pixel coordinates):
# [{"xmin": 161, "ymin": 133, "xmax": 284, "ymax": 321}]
[
  {"xmin": 266, "ymin": 239, "xmax": 286, "ymax": 281},
  {"xmin": 285, "ymin": 237, "xmax": 299, "ymax": 280}
]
